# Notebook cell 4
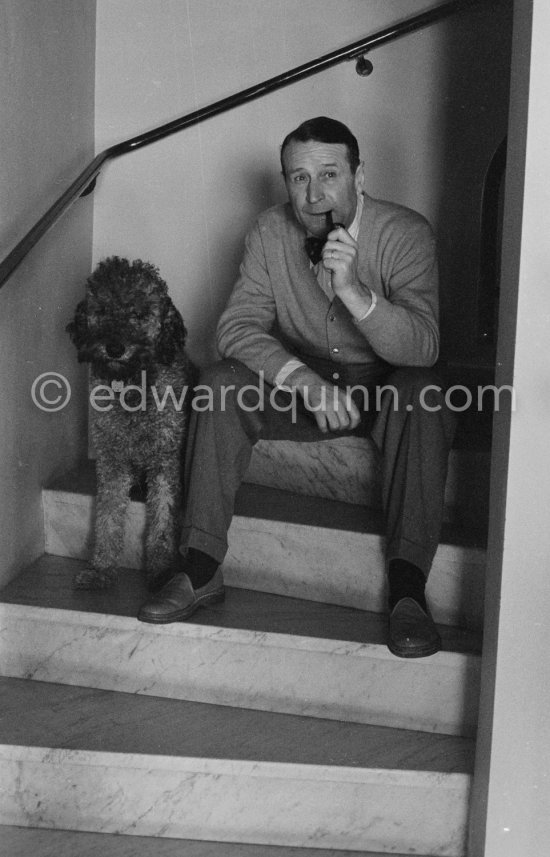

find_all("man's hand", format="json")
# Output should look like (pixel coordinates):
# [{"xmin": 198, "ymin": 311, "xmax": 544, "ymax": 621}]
[
  {"xmin": 284, "ymin": 366, "xmax": 361, "ymax": 434},
  {"xmin": 322, "ymin": 226, "xmax": 372, "ymax": 320}
]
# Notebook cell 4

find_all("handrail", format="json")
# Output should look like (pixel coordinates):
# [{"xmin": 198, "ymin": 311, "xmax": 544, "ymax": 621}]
[{"xmin": 0, "ymin": 0, "xmax": 480, "ymax": 288}]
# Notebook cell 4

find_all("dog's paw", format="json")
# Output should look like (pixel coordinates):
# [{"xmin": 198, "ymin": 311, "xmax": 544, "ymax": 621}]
[{"xmin": 73, "ymin": 566, "xmax": 118, "ymax": 590}]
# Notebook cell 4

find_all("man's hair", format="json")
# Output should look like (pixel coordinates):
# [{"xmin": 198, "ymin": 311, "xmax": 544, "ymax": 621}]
[{"xmin": 280, "ymin": 117, "xmax": 361, "ymax": 176}]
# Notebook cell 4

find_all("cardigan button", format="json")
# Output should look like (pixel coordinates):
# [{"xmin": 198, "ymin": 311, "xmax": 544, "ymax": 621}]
[{"xmin": 332, "ymin": 347, "xmax": 340, "ymax": 354}]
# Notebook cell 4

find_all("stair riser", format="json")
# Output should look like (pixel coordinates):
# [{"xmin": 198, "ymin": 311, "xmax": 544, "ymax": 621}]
[
  {"xmin": 0, "ymin": 604, "xmax": 480, "ymax": 736},
  {"xmin": 226, "ymin": 519, "xmax": 485, "ymax": 630},
  {"xmin": 43, "ymin": 490, "xmax": 486, "ymax": 630},
  {"xmin": 0, "ymin": 745, "xmax": 471, "ymax": 855},
  {"xmin": 246, "ymin": 440, "xmax": 490, "ymax": 530},
  {"xmin": 0, "ymin": 827, "xmax": 440, "ymax": 857}
]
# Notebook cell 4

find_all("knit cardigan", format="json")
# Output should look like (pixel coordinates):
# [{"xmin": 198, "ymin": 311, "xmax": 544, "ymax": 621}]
[{"xmin": 216, "ymin": 193, "xmax": 439, "ymax": 386}]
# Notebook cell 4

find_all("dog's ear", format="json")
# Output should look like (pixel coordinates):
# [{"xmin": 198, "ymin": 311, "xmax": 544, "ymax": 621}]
[
  {"xmin": 157, "ymin": 297, "xmax": 188, "ymax": 364},
  {"xmin": 66, "ymin": 299, "xmax": 89, "ymax": 351}
]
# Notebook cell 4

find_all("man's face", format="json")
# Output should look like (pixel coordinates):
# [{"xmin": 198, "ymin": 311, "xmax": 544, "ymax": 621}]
[{"xmin": 282, "ymin": 140, "xmax": 364, "ymax": 237}]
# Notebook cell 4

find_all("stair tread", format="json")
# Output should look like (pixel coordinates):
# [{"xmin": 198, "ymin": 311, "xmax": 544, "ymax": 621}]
[
  {"xmin": 0, "ymin": 827, "xmax": 427, "ymax": 857},
  {"xmin": 0, "ymin": 675, "xmax": 474, "ymax": 772},
  {"xmin": 46, "ymin": 460, "xmax": 487, "ymax": 548},
  {"xmin": 0, "ymin": 555, "xmax": 482, "ymax": 655}
]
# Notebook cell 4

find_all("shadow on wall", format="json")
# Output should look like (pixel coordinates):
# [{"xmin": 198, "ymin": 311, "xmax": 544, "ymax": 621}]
[{"xmin": 436, "ymin": 0, "xmax": 513, "ymax": 380}]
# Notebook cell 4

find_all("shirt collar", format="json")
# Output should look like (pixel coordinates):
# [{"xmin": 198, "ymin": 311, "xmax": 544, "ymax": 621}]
[{"xmin": 348, "ymin": 192, "xmax": 364, "ymax": 242}]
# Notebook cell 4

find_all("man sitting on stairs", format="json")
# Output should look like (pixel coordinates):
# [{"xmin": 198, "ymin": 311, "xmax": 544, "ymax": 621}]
[{"xmin": 138, "ymin": 116, "xmax": 455, "ymax": 658}]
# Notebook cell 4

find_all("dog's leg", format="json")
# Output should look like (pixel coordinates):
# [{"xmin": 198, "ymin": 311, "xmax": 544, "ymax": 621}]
[
  {"xmin": 145, "ymin": 465, "xmax": 182, "ymax": 591},
  {"xmin": 74, "ymin": 459, "xmax": 132, "ymax": 589}
]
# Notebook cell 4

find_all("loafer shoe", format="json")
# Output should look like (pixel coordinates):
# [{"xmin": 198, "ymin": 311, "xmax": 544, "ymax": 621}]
[
  {"xmin": 388, "ymin": 596, "xmax": 441, "ymax": 658},
  {"xmin": 137, "ymin": 568, "xmax": 225, "ymax": 624}
]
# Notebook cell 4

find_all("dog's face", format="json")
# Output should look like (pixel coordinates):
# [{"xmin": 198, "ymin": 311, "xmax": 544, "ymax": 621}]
[{"xmin": 67, "ymin": 257, "xmax": 187, "ymax": 382}]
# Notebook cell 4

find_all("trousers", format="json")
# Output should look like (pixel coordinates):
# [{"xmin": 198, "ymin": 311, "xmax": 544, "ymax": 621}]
[{"xmin": 179, "ymin": 357, "xmax": 456, "ymax": 577}]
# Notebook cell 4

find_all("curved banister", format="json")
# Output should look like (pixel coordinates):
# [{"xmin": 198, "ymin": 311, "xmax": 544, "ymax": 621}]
[{"xmin": 0, "ymin": 0, "xmax": 480, "ymax": 288}]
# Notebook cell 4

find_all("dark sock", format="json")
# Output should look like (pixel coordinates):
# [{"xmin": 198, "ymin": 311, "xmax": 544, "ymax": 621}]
[
  {"xmin": 388, "ymin": 559, "xmax": 427, "ymax": 612},
  {"xmin": 183, "ymin": 548, "xmax": 219, "ymax": 588}
]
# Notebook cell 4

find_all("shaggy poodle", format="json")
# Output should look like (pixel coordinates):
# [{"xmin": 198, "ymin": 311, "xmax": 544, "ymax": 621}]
[{"xmin": 67, "ymin": 256, "xmax": 193, "ymax": 590}]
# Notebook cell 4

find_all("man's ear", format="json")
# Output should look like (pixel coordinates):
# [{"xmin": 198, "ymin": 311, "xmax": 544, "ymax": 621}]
[{"xmin": 354, "ymin": 160, "xmax": 365, "ymax": 195}]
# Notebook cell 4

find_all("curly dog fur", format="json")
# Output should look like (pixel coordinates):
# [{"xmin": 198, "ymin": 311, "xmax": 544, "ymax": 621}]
[{"xmin": 67, "ymin": 256, "xmax": 193, "ymax": 590}]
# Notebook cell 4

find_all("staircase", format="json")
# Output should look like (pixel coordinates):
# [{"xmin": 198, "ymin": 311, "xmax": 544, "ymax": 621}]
[{"xmin": 0, "ymin": 435, "xmax": 488, "ymax": 856}]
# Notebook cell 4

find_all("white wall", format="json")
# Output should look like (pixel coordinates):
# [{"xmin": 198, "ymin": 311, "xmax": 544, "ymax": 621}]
[
  {"xmin": 0, "ymin": 0, "xmax": 96, "ymax": 585},
  {"xmin": 93, "ymin": 0, "xmax": 511, "ymax": 369}
]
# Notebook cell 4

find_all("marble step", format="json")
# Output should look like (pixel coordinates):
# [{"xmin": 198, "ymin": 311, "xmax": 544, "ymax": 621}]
[
  {"xmin": 246, "ymin": 437, "xmax": 490, "ymax": 531},
  {"xmin": 43, "ymin": 463, "xmax": 487, "ymax": 630},
  {"xmin": 0, "ymin": 556, "xmax": 481, "ymax": 736},
  {"xmin": 0, "ymin": 676, "xmax": 473, "ymax": 855},
  {"xmin": 0, "ymin": 826, "xmax": 428, "ymax": 857}
]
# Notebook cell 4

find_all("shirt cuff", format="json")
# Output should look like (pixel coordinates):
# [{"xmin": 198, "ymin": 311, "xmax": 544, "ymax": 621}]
[
  {"xmin": 353, "ymin": 289, "xmax": 377, "ymax": 323},
  {"xmin": 274, "ymin": 358, "xmax": 307, "ymax": 390}
]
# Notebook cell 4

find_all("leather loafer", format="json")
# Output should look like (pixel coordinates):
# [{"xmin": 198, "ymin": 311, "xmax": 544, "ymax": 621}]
[
  {"xmin": 388, "ymin": 597, "xmax": 441, "ymax": 658},
  {"xmin": 137, "ymin": 568, "xmax": 225, "ymax": 624}
]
